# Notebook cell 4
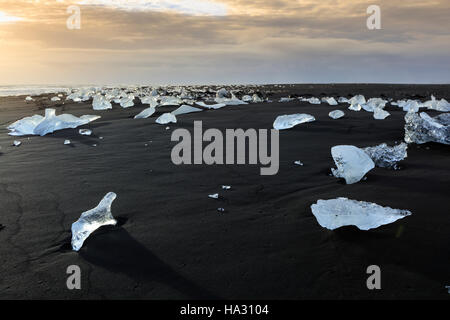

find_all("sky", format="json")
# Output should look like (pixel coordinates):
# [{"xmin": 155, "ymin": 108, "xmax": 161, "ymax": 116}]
[{"xmin": 0, "ymin": 0, "xmax": 449, "ymax": 85}]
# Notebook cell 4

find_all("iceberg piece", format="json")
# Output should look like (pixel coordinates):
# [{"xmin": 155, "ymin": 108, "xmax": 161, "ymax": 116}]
[
  {"xmin": 172, "ymin": 105, "xmax": 203, "ymax": 116},
  {"xmin": 160, "ymin": 96, "xmax": 182, "ymax": 106},
  {"xmin": 423, "ymin": 95, "xmax": 450, "ymax": 112},
  {"xmin": 140, "ymin": 96, "xmax": 158, "ymax": 108},
  {"xmin": 195, "ymin": 101, "xmax": 227, "ymax": 110},
  {"xmin": 252, "ymin": 94, "xmax": 264, "ymax": 103},
  {"xmin": 242, "ymin": 95, "xmax": 253, "ymax": 102},
  {"xmin": 51, "ymin": 96, "xmax": 61, "ymax": 102},
  {"xmin": 338, "ymin": 97, "xmax": 349, "ymax": 103},
  {"xmin": 294, "ymin": 160, "xmax": 304, "ymax": 166},
  {"xmin": 331, "ymin": 145, "xmax": 375, "ymax": 184},
  {"xmin": 363, "ymin": 143, "xmax": 408, "ymax": 169},
  {"xmin": 279, "ymin": 97, "xmax": 295, "ymax": 103},
  {"xmin": 373, "ymin": 108, "xmax": 390, "ymax": 120},
  {"xmin": 79, "ymin": 129, "xmax": 92, "ymax": 136},
  {"xmin": 222, "ymin": 185, "xmax": 231, "ymax": 190},
  {"xmin": 322, "ymin": 97, "xmax": 338, "ymax": 105},
  {"xmin": 134, "ymin": 107, "xmax": 156, "ymax": 119},
  {"xmin": 156, "ymin": 113, "xmax": 177, "ymax": 125},
  {"xmin": 311, "ymin": 197, "xmax": 412, "ymax": 230},
  {"xmin": 25, "ymin": 96, "xmax": 33, "ymax": 101},
  {"xmin": 119, "ymin": 94, "xmax": 135, "ymax": 108},
  {"xmin": 7, "ymin": 109, "xmax": 100, "ymax": 136},
  {"xmin": 215, "ymin": 94, "xmax": 247, "ymax": 105},
  {"xmin": 273, "ymin": 113, "xmax": 316, "ymax": 130},
  {"xmin": 208, "ymin": 193, "xmax": 219, "ymax": 199},
  {"xmin": 348, "ymin": 95, "xmax": 366, "ymax": 105},
  {"xmin": 307, "ymin": 97, "xmax": 321, "ymax": 105},
  {"xmin": 92, "ymin": 94, "xmax": 112, "ymax": 110},
  {"xmin": 364, "ymin": 98, "xmax": 388, "ymax": 111},
  {"xmin": 71, "ymin": 192, "xmax": 118, "ymax": 251},
  {"xmin": 404, "ymin": 111, "xmax": 450, "ymax": 145},
  {"xmin": 13, "ymin": 140, "xmax": 21, "ymax": 147},
  {"xmin": 348, "ymin": 103, "xmax": 362, "ymax": 111},
  {"xmin": 329, "ymin": 110, "xmax": 345, "ymax": 119},
  {"xmin": 64, "ymin": 139, "xmax": 71, "ymax": 145},
  {"xmin": 216, "ymin": 88, "xmax": 229, "ymax": 99}
]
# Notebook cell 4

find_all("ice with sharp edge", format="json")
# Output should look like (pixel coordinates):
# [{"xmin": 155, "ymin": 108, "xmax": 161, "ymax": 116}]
[
  {"xmin": 331, "ymin": 145, "xmax": 375, "ymax": 184},
  {"xmin": 273, "ymin": 114, "xmax": 316, "ymax": 130}
]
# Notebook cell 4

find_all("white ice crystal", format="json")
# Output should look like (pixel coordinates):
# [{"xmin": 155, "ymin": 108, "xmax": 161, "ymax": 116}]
[
  {"xmin": 404, "ymin": 111, "xmax": 450, "ymax": 145},
  {"xmin": 71, "ymin": 192, "xmax": 118, "ymax": 251},
  {"xmin": 79, "ymin": 129, "xmax": 92, "ymax": 136},
  {"xmin": 134, "ymin": 107, "xmax": 156, "ymax": 119},
  {"xmin": 331, "ymin": 145, "xmax": 375, "ymax": 184},
  {"xmin": 7, "ymin": 109, "xmax": 100, "ymax": 136},
  {"xmin": 329, "ymin": 110, "xmax": 345, "ymax": 119},
  {"xmin": 322, "ymin": 97, "xmax": 338, "ymax": 105},
  {"xmin": 171, "ymin": 105, "xmax": 203, "ymax": 116},
  {"xmin": 92, "ymin": 94, "xmax": 112, "ymax": 110},
  {"xmin": 273, "ymin": 114, "xmax": 316, "ymax": 130},
  {"xmin": 311, "ymin": 197, "xmax": 412, "ymax": 230},
  {"xmin": 373, "ymin": 108, "xmax": 390, "ymax": 120},
  {"xmin": 156, "ymin": 113, "xmax": 177, "ymax": 125}
]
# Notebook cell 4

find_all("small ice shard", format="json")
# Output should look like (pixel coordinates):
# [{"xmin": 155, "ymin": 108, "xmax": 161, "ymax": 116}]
[
  {"xmin": 294, "ymin": 160, "xmax": 304, "ymax": 166},
  {"xmin": 329, "ymin": 110, "xmax": 345, "ymax": 119},
  {"xmin": 209, "ymin": 193, "xmax": 219, "ymax": 199},
  {"xmin": 119, "ymin": 94, "xmax": 135, "ymax": 108},
  {"xmin": 92, "ymin": 94, "xmax": 112, "ymax": 110},
  {"xmin": 64, "ymin": 139, "xmax": 71, "ymax": 145},
  {"xmin": 307, "ymin": 97, "xmax": 321, "ymax": 105},
  {"xmin": 279, "ymin": 97, "xmax": 295, "ymax": 103},
  {"xmin": 363, "ymin": 143, "xmax": 408, "ymax": 169},
  {"xmin": 79, "ymin": 129, "xmax": 92, "ymax": 136},
  {"xmin": 331, "ymin": 145, "xmax": 375, "ymax": 184},
  {"xmin": 195, "ymin": 101, "xmax": 227, "ymax": 110},
  {"xmin": 273, "ymin": 114, "xmax": 316, "ymax": 130},
  {"xmin": 25, "ymin": 96, "xmax": 33, "ymax": 101},
  {"xmin": 222, "ymin": 185, "xmax": 231, "ymax": 190},
  {"xmin": 13, "ymin": 140, "xmax": 21, "ymax": 147},
  {"xmin": 338, "ymin": 97, "xmax": 349, "ymax": 103},
  {"xmin": 171, "ymin": 105, "xmax": 202, "ymax": 116},
  {"xmin": 217, "ymin": 208, "xmax": 226, "ymax": 213},
  {"xmin": 311, "ymin": 197, "xmax": 412, "ymax": 231},
  {"xmin": 51, "ymin": 97, "xmax": 61, "ymax": 102},
  {"xmin": 134, "ymin": 107, "xmax": 156, "ymax": 119},
  {"xmin": 156, "ymin": 113, "xmax": 177, "ymax": 125},
  {"xmin": 322, "ymin": 97, "xmax": 338, "ymax": 105},
  {"xmin": 71, "ymin": 192, "xmax": 118, "ymax": 251},
  {"xmin": 166, "ymin": 126, "xmax": 170, "ymax": 130},
  {"xmin": 348, "ymin": 104, "xmax": 362, "ymax": 111},
  {"xmin": 404, "ymin": 112, "xmax": 450, "ymax": 145},
  {"xmin": 140, "ymin": 96, "xmax": 158, "ymax": 108},
  {"xmin": 348, "ymin": 95, "xmax": 366, "ymax": 105},
  {"xmin": 373, "ymin": 108, "xmax": 390, "ymax": 120},
  {"xmin": 7, "ymin": 109, "xmax": 100, "ymax": 137}
]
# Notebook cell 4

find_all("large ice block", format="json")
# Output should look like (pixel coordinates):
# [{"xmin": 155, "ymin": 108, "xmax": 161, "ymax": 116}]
[
  {"xmin": 331, "ymin": 145, "xmax": 375, "ymax": 184},
  {"xmin": 404, "ymin": 111, "xmax": 450, "ymax": 145},
  {"xmin": 273, "ymin": 114, "xmax": 315, "ymax": 130}
]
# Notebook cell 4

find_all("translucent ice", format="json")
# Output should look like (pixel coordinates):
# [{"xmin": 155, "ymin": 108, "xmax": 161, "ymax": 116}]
[
  {"xmin": 92, "ymin": 94, "xmax": 112, "ymax": 110},
  {"xmin": 140, "ymin": 96, "xmax": 158, "ymax": 108},
  {"xmin": 134, "ymin": 107, "xmax": 156, "ymax": 119},
  {"xmin": 348, "ymin": 95, "xmax": 366, "ymax": 105},
  {"xmin": 172, "ymin": 105, "xmax": 202, "ymax": 116},
  {"xmin": 71, "ymin": 192, "xmax": 118, "ymax": 251},
  {"xmin": 307, "ymin": 97, "xmax": 321, "ymax": 105},
  {"xmin": 13, "ymin": 140, "xmax": 21, "ymax": 147},
  {"xmin": 216, "ymin": 88, "xmax": 229, "ymax": 99},
  {"xmin": 8, "ymin": 109, "xmax": 100, "ymax": 136},
  {"xmin": 329, "ymin": 110, "xmax": 345, "ymax": 119},
  {"xmin": 363, "ymin": 143, "xmax": 408, "ymax": 169},
  {"xmin": 373, "ymin": 108, "xmax": 390, "ymax": 120},
  {"xmin": 311, "ymin": 197, "xmax": 412, "ymax": 230},
  {"xmin": 348, "ymin": 104, "xmax": 362, "ymax": 111},
  {"xmin": 79, "ymin": 129, "xmax": 92, "ymax": 136},
  {"xmin": 209, "ymin": 193, "xmax": 219, "ymax": 199},
  {"xmin": 51, "ymin": 97, "xmax": 61, "ymax": 102},
  {"xmin": 273, "ymin": 114, "xmax": 316, "ymax": 130},
  {"xmin": 404, "ymin": 111, "xmax": 450, "ymax": 145},
  {"xmin": 195, "ymin": 101, "xmax": 226, "ymax": 110},
  {"xmin": 322, "ymin": 97, "xmax": 338, "ymax": 105},
  {"xmin": 64, "ymin": 139, "xmax": 71, "ymax": 145},
  {"xmin": 156, "ymin": 113, "xmax": 177, "ymax": 125},
  {"xmin": 423, "ymin": 95, "xmax": 450, "ymax": 112},
  {"xmin": 331, "ymin": 145, "xmax": 375, "ymax": 184},
  {"xmin": 119, "ymin": 94, "xmax": 135, "ymax": 108}
]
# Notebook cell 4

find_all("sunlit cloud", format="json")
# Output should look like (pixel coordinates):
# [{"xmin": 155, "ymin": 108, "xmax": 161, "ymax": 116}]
[
  {"xmin": 0, "ymin": 11, "xmax": 23, "ymax": 23},
  {"xmin": 77, "ymin": 0, "xmax": 228, "ymax": 16}
]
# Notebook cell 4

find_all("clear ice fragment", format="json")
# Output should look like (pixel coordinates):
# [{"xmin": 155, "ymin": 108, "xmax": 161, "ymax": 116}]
[
  {"xmin": 156, "ymin": 113, "xmax": 177, "ymax": 125},
  {"xmin": 329, "ymin": 110, "xmax": 345, "ymax": 119},
  {"xmin": 273, "ymin": 114, "xmax": 315, "ymax": 130},
  {"xmin": 311, "ymin": 197, "xmax": 412, "ymax": 230},
  {"xmin": 331, "ymin": 145, "xmax": 375, "ymax": 184},
  {"xmin": 404, "ymin": 111, "xmax": 450, "ymax": 145},
  {"xmin": 134, "ymin": 107, "xmax": 156, "ymax": 119},
  {"xmin": 171, "ymin": 105, "xmax": 203, "ymax": 116},
  {"xmin": 363, "ymin": 143, "xmax": 408, "ymax": 169},
  {"xmin": 71, "ymin": 192, "xmax": 118, "ymax": 251}
]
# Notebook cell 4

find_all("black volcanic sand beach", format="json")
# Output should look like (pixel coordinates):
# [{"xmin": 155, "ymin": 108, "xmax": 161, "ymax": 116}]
[{"xmin": 0, "ymin": 84, "xmax": 449, "ymax": 299}]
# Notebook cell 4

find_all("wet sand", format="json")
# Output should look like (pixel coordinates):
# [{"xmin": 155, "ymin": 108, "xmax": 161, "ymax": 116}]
[{"xmin": 0, "ymin": 84, "xmax": 449, "ymax": 299}]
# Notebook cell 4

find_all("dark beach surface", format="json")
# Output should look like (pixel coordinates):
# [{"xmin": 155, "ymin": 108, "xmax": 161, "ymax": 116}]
[{"xmin": 0, "ymin": 84, "xmax": 448, "ymax": 299}]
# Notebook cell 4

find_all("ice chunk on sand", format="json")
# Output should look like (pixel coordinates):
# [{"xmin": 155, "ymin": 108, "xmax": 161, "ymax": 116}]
[
  {"xmin": 373, "ymin": 108, "xmax": 390, "ymax": 120},
  {"xmin": 134, "ymin": 107, "xmax": 156, "ymax": 119},
  {"xmin": 172, "ymin": 105, "xmax": 203, "ymax": 116},
  {"xmin": 331, "ymin": 145, "xmax": 375, "ymax": 184},
  {"xmin": 215, "ymin": 94, "xmax": 247, "ymax": 106},
  {"xmin": 423, "ymin": 95, "xmax": 450, "ymax": 112},
  {"xmin": 140, "ymin": 96, "xmax": 158, "ymax": 108},
  {"xmin": 216, "ymin": 88, "xmax": 229, "ymax": 99},
  {"xmin": 348, "ymin": 104, "xmax": 362, "ymax": 111},
  {"xmin": 222, "ymin": 185, "xmax": 231, "ymax": 190},
  {"xmin": 195, "ymin": 101, "xmax": 227, "ymax": 110},
  {"xmin": 273, "ymin": 114, "xmax": 316, "ymax": 130},
  {"xmin": 7, "ymin": 109, "xmax": 100, "ymax": 136},
  {"xmin": 307, "ymin": 97, "xmax": 321, "ymax": 105},
  {"xmin": 119, "ymin": 94, "xmax": 135, "ymax": 108},
  {"xmin": 329, "ymin": 110, "xmax": 345, "ymax": 119},
  {"xmin": 322, "ymin": 97, "xmax": 338, "ymax": 105},
  {"xmin": 156, "ymin": 113, "xmax": 177, "ymax": 125},
  {"xmin": 64, "ymin": 140, "xmax": 71, "ymax": 145},
  {"xmin": 404, "ymin": 111, "xmax": 450, "ymax": 145},
  {"xmin": 348, "ymin": 95, "xmax": 366, "ymax": 106},
  {"xmin": 363, "ymin": 143, "xmax": 408, "ymax": 169},
  {"xmin": 209, "ymin": 193, "xmax": 219, "ymax": 199},
  {"xmin": 13, "ymin": 140, "xmax": 21, "ymax": 147},
  {"xmin": 51, "ymin": 97, "xmax": 61, "ymax": 102},
  {"xmin": 25, "ymin": 96, "xmax": 33, "ymax": 102},
  {"xmin": 71, "ymin": 192, "xmax": 118, "ymax": 251},
  {"xmin": 92, "ymin": 94, "xmax": 112, "ymax": 110},
  {"xmin": 311, "ymin": 197, "xmax": 412, "ymax": 230},
  {"xmin": 79, "ymin": 129, "xmax": 92, "ymax": 136},
  {"xmin": 294, "ymin": 160, "xmax": 304, "ymax": 166}
]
